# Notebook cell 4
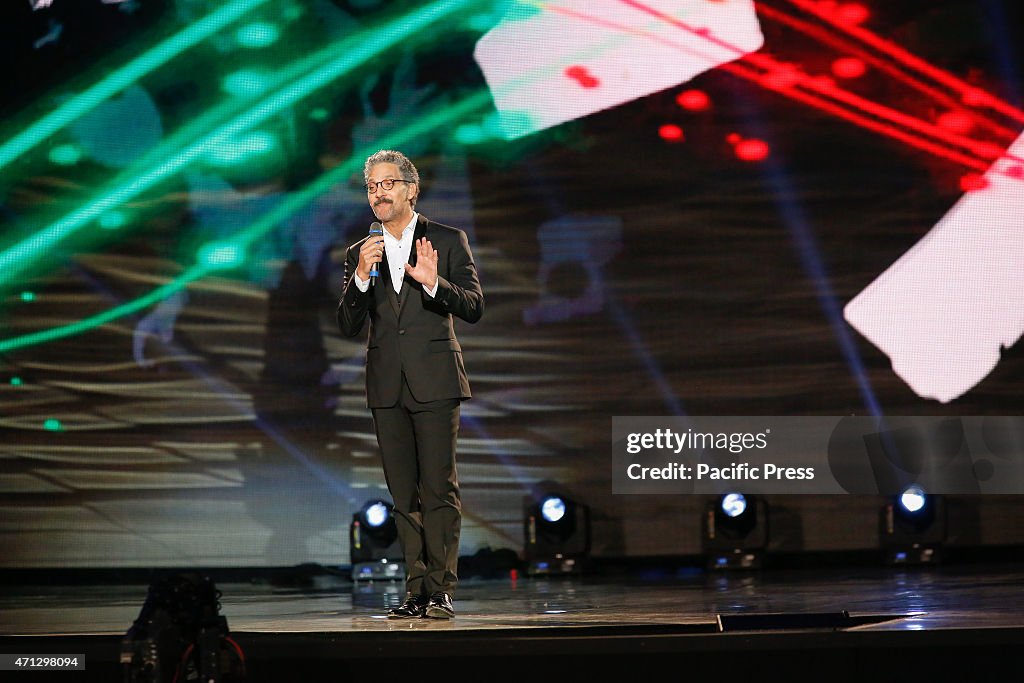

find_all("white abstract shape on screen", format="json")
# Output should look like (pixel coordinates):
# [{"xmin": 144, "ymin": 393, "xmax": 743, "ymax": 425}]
[
  {"xmin": 844, "ymin": 131, "xmax": 1024, "ymax": 403},
  {"xmin": 473, "ymin": 0, "xmax": 764, "ymax": 138}
]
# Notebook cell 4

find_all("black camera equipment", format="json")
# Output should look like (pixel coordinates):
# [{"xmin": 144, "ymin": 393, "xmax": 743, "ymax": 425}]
[{"xmin": 120, "ymin": 572, "xmax": 245, "ymax": 683}]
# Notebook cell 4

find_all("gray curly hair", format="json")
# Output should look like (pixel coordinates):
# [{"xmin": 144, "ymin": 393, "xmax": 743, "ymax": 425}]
[{"xmin": 364, "ymin": 149, "xmax": 420, "ymax": 207}]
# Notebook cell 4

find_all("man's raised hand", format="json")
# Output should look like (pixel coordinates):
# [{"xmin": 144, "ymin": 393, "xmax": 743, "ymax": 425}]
[{"xmin": 405, "ymin": 237, "xmax": 438, "ymax": 290}]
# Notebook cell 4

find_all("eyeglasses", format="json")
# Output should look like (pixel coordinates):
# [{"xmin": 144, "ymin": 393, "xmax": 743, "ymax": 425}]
[{"xmin": 364, "ymin": 178, "xmax": 412, "ymax": 194}]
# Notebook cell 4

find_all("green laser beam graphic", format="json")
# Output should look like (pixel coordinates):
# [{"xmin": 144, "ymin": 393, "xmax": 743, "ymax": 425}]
[
  {"xmin": 0, "ymin": 0, "xmax": 269, "ymax": 172},
  {"xmin": 0, "ymin": 265, "xmax": 215, "ymax": 354},
  {"xmin": 0, "ymin": 0, "xmax": 476, "ymax": 288},
  {"xmin": 229, "ymin": 91, "xmax": 492, "ymax": 252},
  {"xmin": 0, "ymin": 90, "xmax": 491, "ymax": 353}
]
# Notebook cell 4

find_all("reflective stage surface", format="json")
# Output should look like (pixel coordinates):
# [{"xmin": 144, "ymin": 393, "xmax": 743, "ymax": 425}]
[
  {"xmin": 4, "ymin": 564, "xmax": 1024, "ymax": 635},
  {"xmin": 3, "ymin": 560, "xmax": 1024, "ymax": 681}
]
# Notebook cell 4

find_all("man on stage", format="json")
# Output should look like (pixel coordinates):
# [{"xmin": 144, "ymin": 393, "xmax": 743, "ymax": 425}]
[{"xmin": 337, "ymin": 150, "xmax": 484, "ymax": 619}]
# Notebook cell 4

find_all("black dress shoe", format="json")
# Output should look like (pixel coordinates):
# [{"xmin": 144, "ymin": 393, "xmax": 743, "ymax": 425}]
[
  {"xmin": 387, "ymin": 593, "xmax": 428, "ymax": 619},
  {"xmin": 425, "ymin": 592, "xmax": 455, "ymax": 619}
]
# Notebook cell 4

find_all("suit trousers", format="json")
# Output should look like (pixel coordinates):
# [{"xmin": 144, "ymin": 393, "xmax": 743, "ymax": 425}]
[{"xmin": 372, "ymin": 374, "xmax": 461, "ymax": 597}]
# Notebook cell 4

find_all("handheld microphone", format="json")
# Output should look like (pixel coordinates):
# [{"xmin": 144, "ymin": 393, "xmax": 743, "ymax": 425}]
[{"xmin": 368, "ymin": 222, "xmax": 383, "ymax": 287}]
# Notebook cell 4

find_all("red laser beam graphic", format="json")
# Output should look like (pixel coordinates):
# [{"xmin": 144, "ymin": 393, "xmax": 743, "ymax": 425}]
[
  {"xmin": 783, "ymin": 0, "xmax": 1024, "ymax": 124},
  {"xmin": 609, "ymin": 0, "xmax": 1022, "ymax": 173},
  {"xmin": 722, "ymin": 59, "xmax": 992, "ymax": 172},
  {"xmin": 751, "ymin": 54, "xmax": 1017, "ymax": 163},
  {"xmin": 528, "ymin": 0, "xmax": 1022, "ymax": 178},
  {"xmin": 752, "ymin": 1, "xmax": 1017, "ymax": 141}
]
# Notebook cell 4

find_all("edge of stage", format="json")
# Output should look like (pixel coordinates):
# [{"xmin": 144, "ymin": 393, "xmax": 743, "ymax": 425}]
[{"xmin": 3, "ymin": 547, "xmax": 1024, "ymax": 681}]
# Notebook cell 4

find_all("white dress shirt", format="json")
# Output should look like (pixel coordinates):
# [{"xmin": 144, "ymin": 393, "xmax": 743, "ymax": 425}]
[{"xmin": 355, "ymin": 212, "xmax": 438, "ymax": 297}]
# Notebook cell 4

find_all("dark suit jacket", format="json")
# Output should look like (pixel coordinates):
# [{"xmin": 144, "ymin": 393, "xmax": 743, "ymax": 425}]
[{"xmin": 337, "ymin": 214, "xmax": 484, "ymax": 408}]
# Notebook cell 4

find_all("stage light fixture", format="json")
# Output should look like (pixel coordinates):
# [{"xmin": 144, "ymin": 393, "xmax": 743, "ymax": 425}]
[
  {"xmin": 721, "ymin": 492, "xmax": 748, "ymax": 518},
  {"xmin": 703, "ymin": 492, "xmax": 769, "ymax": 570},
  {"xmin": 899, "ymin": 485, "xmax": 927, "ymax": 514},
  {"xmin": 881, "ymin": 485, "xmax": 946, "ymax": 566},
  {"xmin": 524, "ymin": 488, "xmax": 590, "ymax": 576},
  {"xmin": 363, "ymin": 501, "xmax": 390, "ymax": 528},
  {"xmin": 349, "ymin": 499, "xmax": 404, "ymax": 581},
  {"xmin": 539, "ymin": 495, "xmax": 566, "ymax": 523}
]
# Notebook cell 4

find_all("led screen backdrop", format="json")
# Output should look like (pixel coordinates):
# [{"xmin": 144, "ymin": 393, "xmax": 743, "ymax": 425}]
[{"xmin": 1, "ymin": 0, "xmax": 1022, "ymax": 568}]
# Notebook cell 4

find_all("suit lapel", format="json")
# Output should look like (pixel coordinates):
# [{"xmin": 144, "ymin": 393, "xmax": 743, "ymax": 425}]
[
  {"xmin": 397, "ymin": 215, "xmax": 429, "ymax": 313},
  {"xmin": 379, "ymin": 248, "xmax": 401, "ymax": 316}
]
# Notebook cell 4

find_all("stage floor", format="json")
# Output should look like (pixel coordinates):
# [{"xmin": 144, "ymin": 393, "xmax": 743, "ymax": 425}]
[
  {"xmin": 3, "ymin": 560, "xmax": 1024, "ymax": 680},
  {"xmin": 4, "ymin": 561, "xmax": 1024, "ymax": 635}
]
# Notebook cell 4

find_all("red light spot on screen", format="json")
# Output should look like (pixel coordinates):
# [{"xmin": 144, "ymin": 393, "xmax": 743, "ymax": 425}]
[
  {"xmin": 832, "ymin": 57, "xmax": 866, "ymax": 79},
  {"xmin": 565, "ymin": 65, "xmax": 600, "ymax": 88},
  {"xmin": 659, "ymin": 124, "xmax": 684, "ymax": 142},
  {"xmin": 975, "ymin": 142, "xmax": 1006, "ymax": 160},
  {"xmin": 1006, "ymin": 166, "xmax": 1024, "ymax": 179},
  {"xmin": 676, "ymin": 89, "xmax": 711, "ymax": 111},
  {"xmin": 811, "ymin": 75, "xmax": 836, "ymax": 89},
  {"xmin": 960, "ymin": 174, "xmax": 989, "ymax": 192},
  {"xmin": 817, "ymin": 1, "xmax": 838, "ymax": 17},
  {"xmin": 735, "ymin": 138, "xmax": 770, "ymax": 162},
  {"xmin": 762, "ymin": 66, "xmax": 801, "ymax": 90},
  {"xmin": 936, "ymin": 110, "xmax": 974, "ymax": 134},
  {"xmin": 726, "ymin": 132, "xmax": 742, "ymax": 145},
  {"xmin": 961, "ymin": 88, "xmax": 990, "ymax": 107},
  {"xmin": 836, "ymin": 3, "xmax": 870, "ymax": 25}
]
